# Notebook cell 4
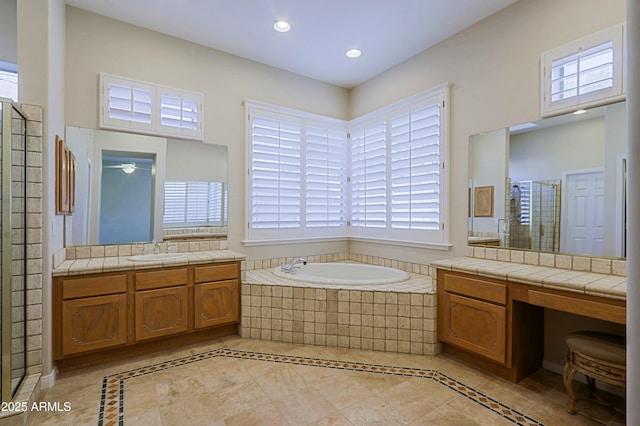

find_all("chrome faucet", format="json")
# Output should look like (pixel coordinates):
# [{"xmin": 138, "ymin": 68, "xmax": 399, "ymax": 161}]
[
  {"xmin": 281, "ymin": 257, "xmax": 307, "ymax": 274},
  {"xmin": 153, "ymin": 240, "xmax": 161, "ymax": 254}
]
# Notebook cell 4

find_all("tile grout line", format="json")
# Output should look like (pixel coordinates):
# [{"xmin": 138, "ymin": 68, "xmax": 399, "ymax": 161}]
[{"xmin": 97, "ymin": 348, "xmax": 543, "ymax": 426}]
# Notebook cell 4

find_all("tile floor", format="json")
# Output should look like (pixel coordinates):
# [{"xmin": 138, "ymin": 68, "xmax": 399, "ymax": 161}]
[{"xmin": 27, "ymin": 337, "xmax": 625, "ymax": 425}]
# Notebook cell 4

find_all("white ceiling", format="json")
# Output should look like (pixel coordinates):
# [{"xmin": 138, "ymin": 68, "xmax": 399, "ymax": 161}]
[{"xmin": 65, "ymin": 0, "xmax": 518, "ymax": 89}]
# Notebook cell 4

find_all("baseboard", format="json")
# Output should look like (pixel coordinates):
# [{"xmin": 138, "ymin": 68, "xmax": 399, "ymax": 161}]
[
  {"xmin": 543, "ymin": 360, "xmax": 625, "ymax": 397},
  {"xmin": 40, "ymin": 367, "xmax": 58, "ymax": 389}
]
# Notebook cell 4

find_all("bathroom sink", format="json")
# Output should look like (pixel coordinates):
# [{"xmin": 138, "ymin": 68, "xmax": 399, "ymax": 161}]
[{"xmin": 128, "ymin": 253, "xmax": 187, "ymax": 261}]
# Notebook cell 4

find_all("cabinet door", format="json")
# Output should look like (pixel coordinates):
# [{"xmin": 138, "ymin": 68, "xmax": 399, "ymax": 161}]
[
  {"xmin": 441, "ymin": 292, "xmax": 507, "ymax": 364},
  {"xmin": 62, "ymin": 294, "xmax": 128, "ymax": 356},
  {"xmin": 194, "ymin": 280, "xmax": 239, "ymax": 329},
  {"xmin": 135, "ymin": 286, "xmax": 189, "ymax": 341}
]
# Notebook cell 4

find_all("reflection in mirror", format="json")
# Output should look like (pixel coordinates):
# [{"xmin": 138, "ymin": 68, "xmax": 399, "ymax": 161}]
[
  {"xmin": 100, "ymin": 153, "xmax": 154, "ymax": 244},
  {"xmin": 163, "ymin": 139, "xmax": 228, "ymax": 239},
  {"xmin": 468, "ymin": 101, "xmax": 626, "ymax": 259},
  {"xmin": 64, "ymin": 126, "xmax": 228, "ymax": 247}
]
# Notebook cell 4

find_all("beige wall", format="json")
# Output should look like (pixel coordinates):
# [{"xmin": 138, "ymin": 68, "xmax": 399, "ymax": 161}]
[
  {"xmin": 17, "ymin": 0, "xmax": 66, "ymax": 382},
  {"xmin": 64, "ymin": 6, "xmax": 350, "ymax": 260},
  {"xmin": 349, "ymin": 0, "xmax": 626, "ymax": 264},
  {"xmin": 0, "ymin": 0, "xmax": 17, "ymax": 64}
]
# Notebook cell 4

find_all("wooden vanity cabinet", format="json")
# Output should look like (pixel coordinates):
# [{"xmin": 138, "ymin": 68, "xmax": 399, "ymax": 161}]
[
  {"xmin": 437, "ymin": 269, "xmax": 543, "ymax": 382},
  {"xmin": 53, "ymin": 261, "xmax": 241, "ymax": 368},
  {"xmin": 194, "ymin": 263, "xmax": 240, "ymax": 329},
  {"xmin": 134, "ymin": 268, "xmax": 189, "ymax": 341},
  {"xmin": 56, "ymin": 273, "xmax": 129, "ymax": 357}
]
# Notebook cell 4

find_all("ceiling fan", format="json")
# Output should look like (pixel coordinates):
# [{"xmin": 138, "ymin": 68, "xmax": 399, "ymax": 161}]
[{"xmin": 103, "ymin": 162, "xmax": 152, "ymax": 174}]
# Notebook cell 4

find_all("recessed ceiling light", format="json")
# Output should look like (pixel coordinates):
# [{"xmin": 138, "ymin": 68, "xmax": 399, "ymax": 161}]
[
  {"xmin": 345, "ymin": 48, "xmax": 362, "ymax": 59},
  {"xmin": 273, "ymin": 20, "xmax": 291, "ymax": 33}
]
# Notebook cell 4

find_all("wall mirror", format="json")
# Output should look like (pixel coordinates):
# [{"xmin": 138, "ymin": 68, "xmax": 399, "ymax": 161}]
[
  {"xmin": 468, "ymin": 100, "xmax": 626, "ymax": 259},
  {"xmin": 64, "ymin": 126, "xmax": 228, "ymax": 246}
]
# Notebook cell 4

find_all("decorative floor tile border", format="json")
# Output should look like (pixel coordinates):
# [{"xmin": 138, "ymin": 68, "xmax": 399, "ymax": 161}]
[{"xmin": 98, "ymin": 348, "xmax": 543, "ymax": 426}]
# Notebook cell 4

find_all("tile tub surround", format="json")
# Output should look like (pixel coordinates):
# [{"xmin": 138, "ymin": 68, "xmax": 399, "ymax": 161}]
[
  {"xmin": 242, "ymin": 267, "xmax": 439, "ymax": 356},
  {"xmin": 244, "ymin": 251, "xmax": 433, "ymax": 276}
]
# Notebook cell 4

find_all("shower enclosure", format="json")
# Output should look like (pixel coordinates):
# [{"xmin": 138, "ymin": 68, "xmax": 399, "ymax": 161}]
[
  {"xmin": 0, "ymin": 99, "xmax": 27, "ymax": 402},
  {"xmin": 507, "ymin": 178, "xmax": 561, "ymax": 252}
]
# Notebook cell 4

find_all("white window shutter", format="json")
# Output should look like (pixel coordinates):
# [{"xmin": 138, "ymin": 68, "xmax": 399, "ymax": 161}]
[
  {"xmin": 305, "ymin": 126, "xmax": 347, "ymax": 229},
  {"xmin": 164, "ymin": 181, "xmax": 226, "ymax": 226},
  {"xmin": 390, "ymin": 100, "xmax": 442, "ymax": 230},
  {"xmin": 350, "ymin": 121, "xmax": 387, "ymax": 228},
  {"xmin": 541, "ymin": 23, "xmax": 624, "ymax": 117},
  {"xmin": 100, "ymin": 74, "xmax": 155, "ymax": 132},
  {"xmin": 250, "ymin": 115, "xmax": 302, "ymax": 231},
  {"xmin": 158, "ymin": 87, "xmax": 204, "ymax": 139},
  {"xmin": 99, "ymin": 73, "xmax": 204, "ymax": 140}
]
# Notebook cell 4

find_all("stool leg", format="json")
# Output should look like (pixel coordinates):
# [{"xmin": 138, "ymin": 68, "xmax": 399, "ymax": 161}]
[
  {"xmin": 586, "ymin": 376, "xmax": 597, "ymax": 399},
  {"xmin": 563, "ymin": 362, "xmax": 579, "ymax": 415}
]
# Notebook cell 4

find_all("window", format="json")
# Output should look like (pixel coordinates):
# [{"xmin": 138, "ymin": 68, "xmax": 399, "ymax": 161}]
[
  {"xmin": 541, "ymin": 23, "xmax": 624, "ymax": 117},
  {"xmin": 244, "ymin": 83, "xmax": 449, "ymax": 247},
  {"xmin": 164, "ymin": 181, "xmax": 227, "ymax": 227},
  {"xmin": 0, "ymin": 61, "xmax": 18, "ymax": 101},
  {"xmin": 100, "ymin": 73, "xmax": 204, "ymax": 139},
  {"xmin": 350, "ymin": 84, "xmax": 448, "ymax": 245},
  {"xmin": 246, "ymin": 101, "xmax": 347, "ymax": 242}
]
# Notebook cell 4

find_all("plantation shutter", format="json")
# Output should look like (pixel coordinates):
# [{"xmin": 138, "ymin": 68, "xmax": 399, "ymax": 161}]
[
  {"xmin": 305, "ymin": 126, "xmax": 347, "ymax": 228},
  {"xmin": 158, "ymin": 88, "xmax": 203, "ymax": 138},
  {"xmin": 208, "ymin": 182, "xmax": 224, "ymax": 225},
  {"xmin": 550, "ymin": 41, "xmax": 614, "ymax": 103},
  {"xmin": 102, "ymin": 75, "xmax": 154, "ymax": 131},
  {"xmin": 541, "ymin": 23, "xmax": 624, "ymax": 117},
  {"xmin": 350, "ymin": 122, "xmax": 387, "ymax": 228},
  {"xmin": 250, "ymin": 116, "xmax": 302, "ymax": 230},
  {"xmin": 100, "ymin": 73, "xmax": 204, "ymax": 139},
  {"xmin": 185, "ymin": 182, "xmax": 209, "ymax": 223},
  {"xmin": 164, "ymin": 182, "xmax": 187, "ymax": 224},
  {"xmin": 389, "ymin": 99, "xmax": 442, "ymax": 230},
  {"xmin": 164, "ymin": 181, "xmax": 225, "ymax": 226}
]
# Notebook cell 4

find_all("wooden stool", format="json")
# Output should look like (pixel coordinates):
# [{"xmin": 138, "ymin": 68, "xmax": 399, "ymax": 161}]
[{"xmin": 563, "ymin": 331, "xmax": 626, "ymax": 414}]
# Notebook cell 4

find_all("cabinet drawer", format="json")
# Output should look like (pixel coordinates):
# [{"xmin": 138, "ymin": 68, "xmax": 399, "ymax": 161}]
[
  {"xmin": 135, "ymin": 268, "xmax": 188, "ymax": 290},
  {"xmin": 61, "ymin": 274, "xmax": 127, "ymax": 299},
  {"xmin": 443, "ymin": 272, "xmax": 507, "ymax": 305},
  {"xmin": 194, "ymin": 263, "xmax": 238, "ymax": 283}
]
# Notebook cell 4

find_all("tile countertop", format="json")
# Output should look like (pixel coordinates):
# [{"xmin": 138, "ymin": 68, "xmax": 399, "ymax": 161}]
[
  {"xmin": 52, "ymin": 250, "xmax": 247, "ymax": 277},
  {"xmin": 430, "ymin": 257, "xmax": 626, "ymax": 301}
]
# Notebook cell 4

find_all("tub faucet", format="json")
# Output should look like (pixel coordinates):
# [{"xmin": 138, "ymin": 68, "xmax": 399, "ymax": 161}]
[{"xmin": 281, "ymin": 257, "xmax": 307, "ymax": 274}]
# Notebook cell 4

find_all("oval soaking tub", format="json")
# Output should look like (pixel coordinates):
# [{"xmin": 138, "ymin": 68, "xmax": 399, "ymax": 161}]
[{"xmin": 272, "ymin": 262, "xmax": 409, "ymax": 285}]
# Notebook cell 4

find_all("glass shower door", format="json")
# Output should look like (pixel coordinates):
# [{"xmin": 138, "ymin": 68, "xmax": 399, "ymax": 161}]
[{"xmin": 1, "ymin": 100, "xmax": 27, "ymax": 402}]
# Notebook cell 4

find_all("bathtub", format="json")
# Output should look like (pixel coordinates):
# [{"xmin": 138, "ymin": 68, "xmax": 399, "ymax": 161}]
[{"xmin": 272, "ymin": 262, "xmax": 409, "ymax": 285}]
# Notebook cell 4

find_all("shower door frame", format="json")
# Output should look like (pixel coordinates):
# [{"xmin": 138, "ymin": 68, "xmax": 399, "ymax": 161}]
[{"xmin": 1, "ymin": 99, "xmax": 28, "ymax": 402}]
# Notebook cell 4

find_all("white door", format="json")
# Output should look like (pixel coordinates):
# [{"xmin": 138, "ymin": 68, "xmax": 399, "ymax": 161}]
[{"xmin": 562, "ymin": 169, "xmax": 605, "ymax": 255}]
